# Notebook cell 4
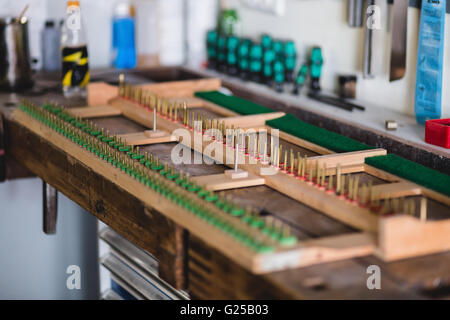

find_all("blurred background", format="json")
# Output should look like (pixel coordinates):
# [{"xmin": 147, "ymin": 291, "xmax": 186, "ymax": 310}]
[{"xmin": 0, "ymin": 0, "xmax": 448, "ymax": 116}]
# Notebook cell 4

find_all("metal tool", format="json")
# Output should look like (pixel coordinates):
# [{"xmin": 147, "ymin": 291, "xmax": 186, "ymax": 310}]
[
  {"xmin": 363, "ymin": 0, "xmax": 376, "ymax": 78},
  {"xmin": 389, "ymin": 0, "xmax": 408, "ymax": 81},
  {"xmin": 363, "ymin": 0, "xmax": 387, "ymax": 79},
  {"xmin": 308, "ymin": 92, "xmax": 365, "ymax": 112},
  {"xmin": 0, "ymin": 114, "xmax": 5, "ymax": 182},
  {"xmin": 0, "ymin": 16, "xmax": 33, "ymax": 91},
  {"xmin": 348, "ymin": 0, "xmax": 364, "ymax": 27}
]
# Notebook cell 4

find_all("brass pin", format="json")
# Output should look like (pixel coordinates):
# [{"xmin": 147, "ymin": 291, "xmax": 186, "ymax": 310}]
[
  {"xmin": 409, "ymin": 199, "xmax": 416, "ymax": 216},
  {"xmin": 308, "ymin": 163, "xmax": 313, "ymax": 182},
  {"xmin": 340, "ymin": 175, "xmax": 346, "ymax": 196},
  {"xmin": 290, "ymin": 149, "xmax": 294, "ymax": 174},
  {"xmin": 348, "ymin": 177, "xmax": 354, "ymax": 199},
  {"xmin": 297, "ymin": 152, "xmax": 301, "ymax": 176},
  {"xmin": 353, "ymin": 176, "xmax": 359, "ymax": 201},
  {"xmin": 420, "ymin": 197, "xmax": 427, "ymax": 221},
  {"xmin": 321, "ymin": 163, "xmax": 326, "ymax": 186},
  {"xmin": 302, "ymin": 155, "xmax": 307, "ymax": 177},
  {"xmin": 263, "ymin": 140, "xmax": 268, "ymax": 163},
  {"xmin": 183, "ymin": 102, "xmax": 187, "ymax": 125},
  {"xmin": 119, "ymin": 74, "xmax": 125, "ymax": 96},
  {"xmin": 392, "ymin": 198, "xmax": 400, "ymax": 213},
  {"xmin": 328, "ymin": 174, "xmax": 333, "ymax": 191},
  {"xmin": 336, "ymin": 164, "xmax": 342, "ymax": 193}
]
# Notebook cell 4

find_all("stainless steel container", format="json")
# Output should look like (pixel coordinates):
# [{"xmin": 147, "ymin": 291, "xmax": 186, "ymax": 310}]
[{"xmin": 0, "ymin": 17, "xmax": 34, "ymax": 91}]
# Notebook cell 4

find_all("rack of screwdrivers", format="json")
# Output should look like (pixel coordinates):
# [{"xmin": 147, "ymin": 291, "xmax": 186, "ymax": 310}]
[{"xmin": 207, "ymin": 31, "xmax": 297, "ymax": 93}]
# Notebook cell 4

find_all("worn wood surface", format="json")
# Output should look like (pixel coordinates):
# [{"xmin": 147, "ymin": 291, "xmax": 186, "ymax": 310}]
[
  {"xmin": 1, "ymin": 68, "xmax": 449, "ymax": 299},
  {"xmin": 3, "ymin": 116, "xmax": 185, "ymax": 289}
]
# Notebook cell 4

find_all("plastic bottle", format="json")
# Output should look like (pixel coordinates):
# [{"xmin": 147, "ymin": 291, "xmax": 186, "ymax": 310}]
[
  {"xmin": 42, "ymin": 20, "xmax": 61, "ymax": 71},
  {"xmin": 61, "ymin": 0, "xmax": 90, "ymax": 98},
  {"xmin": 112, "ymin": 2, "xmax": 136, "ymax": 69}
]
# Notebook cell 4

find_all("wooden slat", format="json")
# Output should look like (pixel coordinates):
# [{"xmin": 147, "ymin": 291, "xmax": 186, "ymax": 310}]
[
  {"xmin": 307, "ymin": 149, "xmax": 387, "ymax": 169},
  {"xmin": 220, "ymin": 112, "xmax": 285, "ymax": 128},
  {"xmin": 365, "ymin": 164, "xmax": 450, "ymax": 207},
  {"xmin": 192, "ymin": 172, "xmax": 265, "ymax": 191},
  {"xmin": 118, "ymin": 131, "xmax": 177, "ymax": 146},
  {"xmin": 266, "ymin": 126, "xmax": 334, "ymax": 155},
  {"xmin": 138, "ymin": 78, "xmax": 222, "ymax": 98},
  {"xmin": 88, "ymin": 78, "xmax": 221, "ymax": 106},
  {"xmin": 371, "ymin": 181, "xmax": 422, "ymax": 199},
  {"xmin": 166, "ymin": 97, "xmax": 206, "ymax": 108},
  {"xmin": 377, "ymin": 215, "xmax": 450, "ymax": 261},
  {"xmin": 68, "ymin": 105, "xmax": 123, "ymax": 119},
  {"xmin": 255, "ymin": 233, "xmax": 375, "ymax": 273}
]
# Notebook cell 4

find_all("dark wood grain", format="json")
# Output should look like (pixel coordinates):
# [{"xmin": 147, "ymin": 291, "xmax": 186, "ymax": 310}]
[
  {"xmin": 42, "ymin": 181, "xmax": 58, "ymax": 234},
  {"xmin": 188, "ymin": 235, "xmax": 424, "ymax": 300},
  {"xmin": 4, "ymin": 119, "xmax": 185, "ymax": 289}
]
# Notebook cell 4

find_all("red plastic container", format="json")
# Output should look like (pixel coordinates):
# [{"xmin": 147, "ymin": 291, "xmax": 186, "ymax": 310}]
[{"xmin": 425, "ymin": 119, "xmax": 450, "ymax": 149}]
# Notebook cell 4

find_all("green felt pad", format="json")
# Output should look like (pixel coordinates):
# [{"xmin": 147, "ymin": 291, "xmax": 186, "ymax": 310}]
[
  {"xmin": 195, "ymin": 91, "xmax": 274, "ymax": 115},
  {"xmin": 365, "ymin": 154, "xmax": 450, "ymax": 197},
  {"xmin": 267, "ymin": 114, "xmax": 373, "ymax": 153}
]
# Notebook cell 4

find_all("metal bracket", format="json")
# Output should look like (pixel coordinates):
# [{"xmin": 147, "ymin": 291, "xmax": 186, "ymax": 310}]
[
  {"xmin": 0, "ymin": 113, "xmax": 5, "ymax": 182},
  {"xmin": 43, "ymin": 180, "xmax": 58, "ymax": 234}
]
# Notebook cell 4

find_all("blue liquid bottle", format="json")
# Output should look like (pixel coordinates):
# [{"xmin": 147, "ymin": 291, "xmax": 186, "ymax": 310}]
[{"xmin": 112, "ymin": 3, "xmax": 137, "ymax": 69}]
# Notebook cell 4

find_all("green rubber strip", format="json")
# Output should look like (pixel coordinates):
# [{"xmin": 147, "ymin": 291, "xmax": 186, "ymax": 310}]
[
  {"xmin": 267, "ymin": 114, "xmax": 373, "ymax": 153},
  {"xmin": 195, "ymin": 91, "xmax": 274, "ymax": 115},
  {"xmin": 365, "ymin": 154, "xmax": 450, "ymax": 197}
]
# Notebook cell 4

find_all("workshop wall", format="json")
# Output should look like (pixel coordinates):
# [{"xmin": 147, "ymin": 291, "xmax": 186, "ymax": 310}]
[
  {"xmin": 228, "ymin": 0, "xmax": 449, "ymax": 117},
  {"xmin": 0, "ymin": 178, "xmax": 99, "ymax": 299},
  {"xmin": 1, "ymin": 0, "xmax": 447, "ymax": 117}
]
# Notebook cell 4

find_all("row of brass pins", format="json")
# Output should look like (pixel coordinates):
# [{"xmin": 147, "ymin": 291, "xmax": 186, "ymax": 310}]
[
  {"xmin": 119, "ymin": 78, "xmax": 197, "ymax": 126},
  {"xmin": 264, "ymin": 215, "xmax": 293, "ymax": 238}
]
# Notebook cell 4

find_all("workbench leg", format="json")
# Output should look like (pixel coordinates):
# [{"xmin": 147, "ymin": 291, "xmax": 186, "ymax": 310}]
[
  {"xmin": 43, "ymin": 181, "xmax": 58, "ymax": 234},
  {"xmin": 0, "ymin": 114, "xmax": 5, "ymax": 182}
]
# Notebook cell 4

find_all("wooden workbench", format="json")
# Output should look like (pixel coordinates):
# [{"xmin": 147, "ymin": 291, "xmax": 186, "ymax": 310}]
[{"xmin": 1, "ymin": 68, "xmax": 449, "ymax": 299}]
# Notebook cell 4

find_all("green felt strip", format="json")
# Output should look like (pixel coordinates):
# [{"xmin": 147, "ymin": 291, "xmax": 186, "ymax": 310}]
[
  {"xmin": 267, "ymin": 114, "xmax": 373, "ymax": 153},
  {"xmin": 195, "ymin": 91, "xmax": 372, "ymax": 152},
  {"xmin": 365, "ymin": 154, "xmax": 450, "ymax": 197},
  {"xmin": 196, "ymin": 91, "xmax": 449, "ymax": 196},
  {"xmin": 195, "ymin": 91, "xmax": 274, "ymax": 115}
]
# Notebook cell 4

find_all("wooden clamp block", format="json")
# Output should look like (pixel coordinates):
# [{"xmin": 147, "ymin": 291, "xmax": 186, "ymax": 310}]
[
  {"xmin": 371, "ymin": 181, "xmax": 422, "ymax": 199},
  {"xmin": 259, "ymin": 166, "xmax": 279, "ymax": 176},
  {"xmin": 192, "ymin": 172, "xmax": 265, "ymax": 191},
  {"xmin": 225, "ymin": 169, "xmax": 248, "ymax": 179},
  {"xmin": 145, "ymin": 130, "xmax": 168, "ymax": 138},
  {"xmin": 118, "ymin": 131, "xmax": 177, "ymax": 146}
]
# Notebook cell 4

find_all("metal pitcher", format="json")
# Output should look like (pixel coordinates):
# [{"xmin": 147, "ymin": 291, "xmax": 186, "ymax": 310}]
[{"xmin": 0, "ymin": 16, "xmax": 34, "ymax": 91}]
